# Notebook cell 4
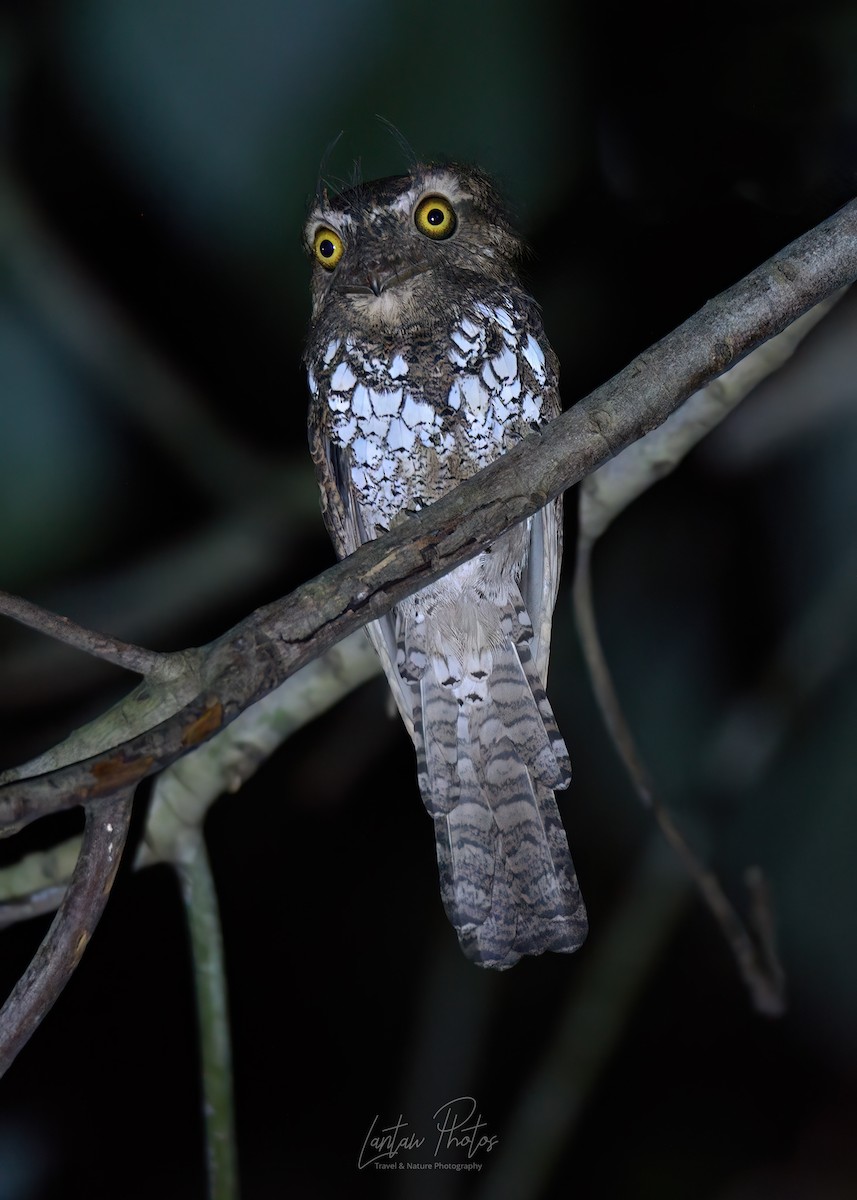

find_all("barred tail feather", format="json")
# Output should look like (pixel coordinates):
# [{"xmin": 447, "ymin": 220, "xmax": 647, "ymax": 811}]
[{"xmin": 408, "ymin": 618, "xmax": 587, "ymax": 969}]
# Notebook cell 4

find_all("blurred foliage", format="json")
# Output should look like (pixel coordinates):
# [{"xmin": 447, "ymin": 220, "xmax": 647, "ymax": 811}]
[{"xmin": 0, "ymin": 1, "xmax": 856, "ymax": 1198}]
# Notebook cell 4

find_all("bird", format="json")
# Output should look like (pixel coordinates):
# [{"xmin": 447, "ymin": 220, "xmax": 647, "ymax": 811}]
[{"xmin": 303, "ymin": 161, "xmax": 587, "ymax": 968}]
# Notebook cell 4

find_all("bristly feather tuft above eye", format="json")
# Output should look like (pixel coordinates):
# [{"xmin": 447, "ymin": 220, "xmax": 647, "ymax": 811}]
[
  {"xmin": 315, "ymin": 131, "xmax": 345, "ymax": 209},
  {"xmin": 375, "ymin": 115, "xmax": 420, "ymax": 173},
  {"xmin": 349, "ymin": 157, "xmax": 363, "ymax": 190}
]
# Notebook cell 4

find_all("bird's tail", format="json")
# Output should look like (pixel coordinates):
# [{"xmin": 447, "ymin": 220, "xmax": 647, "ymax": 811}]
[{"xmin": 402, "ymin": 599, "xmax": 587, "ymax": 969}]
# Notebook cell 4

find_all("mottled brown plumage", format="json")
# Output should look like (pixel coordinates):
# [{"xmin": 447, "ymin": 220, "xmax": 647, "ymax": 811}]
[{"xmin": 304, "ymin": 162, "xmax": 587, "ymax": 967}]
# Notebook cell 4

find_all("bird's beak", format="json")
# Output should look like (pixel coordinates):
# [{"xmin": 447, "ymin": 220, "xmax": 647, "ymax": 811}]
[{"xmin": 339, "ymin": 258, "xmax": 430, "ymax": 296}]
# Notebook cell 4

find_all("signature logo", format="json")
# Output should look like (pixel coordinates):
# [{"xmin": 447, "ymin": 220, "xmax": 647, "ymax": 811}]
[{"xmin": 358, "ymin": 1096, "xmax": 499, "ymax": 1172}]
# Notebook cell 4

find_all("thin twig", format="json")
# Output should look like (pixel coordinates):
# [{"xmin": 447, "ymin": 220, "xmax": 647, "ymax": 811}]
[
  {"xmin": 0, "ymin": 789, "xmax": 135, "ymax": 1076},
  {"xmin": 571, "ymin": 539, "xmax": 656, "ymax": 802},
  {"xmin": 0, "ymin": 481, "xmax": 320, "ymax": 711},
  {"xmin": 0, "ymin": 590, "xmax": 176, "ymax": 678},
  {"xmin": 175, "ymin": 836, "xmax": 240, "ymax": 1200},
  {"xmin": 572, "ymin": 535, "xmax": 787, "ymax": 1017}
]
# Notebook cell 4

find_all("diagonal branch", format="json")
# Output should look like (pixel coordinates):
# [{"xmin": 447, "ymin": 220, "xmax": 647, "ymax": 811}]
[
  {"xmin": 0, "ymin": 790, "xmax": 135, "ymax": 1076},
  {"xmin": 0, "ymin": 196, "xmax": 855, "ymax": 835}
]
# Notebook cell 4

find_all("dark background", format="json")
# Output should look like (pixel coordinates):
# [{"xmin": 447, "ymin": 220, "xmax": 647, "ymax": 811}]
[{"xmin": 1, "ymin": 1, "xmax": 856, "ymax": 1197}]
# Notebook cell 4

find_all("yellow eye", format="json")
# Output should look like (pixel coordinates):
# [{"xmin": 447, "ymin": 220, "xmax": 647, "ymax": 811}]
[
  {"xmin": 414, "ymin": 195, "xmax": 457, "ymax": 239},
  {"xmin": 313, "ymin": 227, "xmax": 344, "ymax": 269}
]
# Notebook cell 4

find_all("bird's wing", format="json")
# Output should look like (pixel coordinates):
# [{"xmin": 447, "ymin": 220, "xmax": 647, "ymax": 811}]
[
  {"xmin": 521, "ymin": 495, "xmax": 563, "ymax": 686},
  {"xmin": 308, "ymin": 414, "xmax": 416, "ymax": 738}
]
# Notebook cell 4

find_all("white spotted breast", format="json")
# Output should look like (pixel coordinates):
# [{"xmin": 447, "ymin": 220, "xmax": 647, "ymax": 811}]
[{"xmin": 309, "ymin": 300, "xmax": 557, "ymax": 535}]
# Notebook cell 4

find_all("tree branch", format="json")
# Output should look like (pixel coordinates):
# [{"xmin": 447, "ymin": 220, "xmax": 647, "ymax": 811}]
[
  {"xmin": 0, "ymin": 790, "xmax": 134, "ymax": 1076},
  {"xmin": 574, "ymin": 532, "xmax": 788, "ymax": 1016},
  {"xmin": 0, "ymin": 196, "xmax": 855, "ymax": 837},
  {"xmin": 0, "ymin": 590, "xmax": 179, "ymax": 678},
  {"xmin": 176, "ymin": 836, "xmax": 239, "ymax": 1200}
]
